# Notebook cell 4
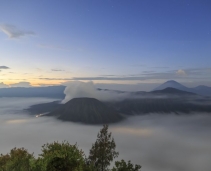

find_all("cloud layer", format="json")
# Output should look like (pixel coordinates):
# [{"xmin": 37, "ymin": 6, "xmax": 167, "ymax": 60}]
[
  {"xmin": 10, "ymin": 82, "xmax": 32, "ymax": 87},
  {"xmin": 38, "ymin": 67, "xmax": 211, "ymax": 83},
  {"xmin": 0, "ymin": 82, "xmax": 9, "ymax": 88},
  {"xmin": 0, "ymin": 98, "xmax": 211, "ymax": 171},
  {"xmin": 0, "ymin": 24, "xmax": 35, "ymax": 39}
]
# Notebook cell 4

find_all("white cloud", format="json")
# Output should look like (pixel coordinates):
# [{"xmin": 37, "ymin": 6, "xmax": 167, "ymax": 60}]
[
  {"xmin": 176, "ymin": 69, "xmax": 187, "ymax": 76},
  {"xmin": 51, "ymin": 69, "xmax": 65, "ymax": 72},
  {"xmin": 0, "ymin": 24, "xmax": 35, "ymax": 39},
  {"xmin": 62, "ymin": 81, "xmax": 128, "ymax": 103}
]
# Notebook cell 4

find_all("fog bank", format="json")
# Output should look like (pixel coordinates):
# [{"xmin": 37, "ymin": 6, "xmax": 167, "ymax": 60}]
[{"xmin": 0, "ymin": 97, "xmax": 211, "ymax": 171}]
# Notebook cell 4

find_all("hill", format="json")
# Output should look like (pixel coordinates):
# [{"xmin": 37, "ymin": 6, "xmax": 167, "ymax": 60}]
[
  {"xmin": 49, "ymin": 98, "xmax": 123, "ymax": 124},
  {"xmin": 111, "ymin": 97, "xmax": 211, "ymax": 115},
  {"xmin": 26, "ymin": 101, "xmax": 62, "ymax": 115},
  {"xmin": 153, "ymin": 80, "xmax": 189, "ymax": 91},
  {"xmin": 151, "ymin": 87, "xmax": 196, "ymax": 95},
  {"xmin": 154, "ymin": 80, "xmax": 211, "ymax": 96}
]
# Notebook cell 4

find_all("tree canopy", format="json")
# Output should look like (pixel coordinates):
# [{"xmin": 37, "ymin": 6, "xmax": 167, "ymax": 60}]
[
  {"xmin": 0, "ymin": 125, "xmax": 141, "ymax": 171},
  {"xmin": 89, "ymin": 124, "xmax": 119, "ymax": 171}
]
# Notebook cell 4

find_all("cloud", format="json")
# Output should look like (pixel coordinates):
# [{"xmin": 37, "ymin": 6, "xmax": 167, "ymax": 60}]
[
  {"xmin": 62, "ymin": 81, "xmax": 129, "ymax": 103},
  {"xmin": 130, "ymin": 64, "xmax": 146, "ymax": 67},
  {"xmin": 0, "ymin": 66, "xmax": 10, "ymax": 69},
  {"xmin": 0, "ymin": 82, "xmax": 9, "ymax": 88},
  {"xmin": 176, "ymin": 69, "xmax": 187, "ymax": 76},
  {"xmin": 51, "ymin": 69, "xmax": 65, "ymax": 72},
  {"xmin": 95, "ymin": 83, "xmax": 160, "ymax": 92},
  {"xmin": 152, "ymin": 66, "xmax": 170, "ymax": 69},
  {"xmin": 1, "ymin": 98, "xmax": 211, "ymax": 171},
  {"xmin": 10, "ymin": 82, "xmax": 32, "ymax": 87},
  {"xmin": 39, "ymin": 77, "xmax": 147, "ymax": 81},
  {"xmin": 99, "ymin": 75, "xmax": 117, "ymax": 77},
  {"xmin": 38, "ymin": 67, "xmax": 211, "ymax": 84},
  {"xmin": 142, "ymin": 71, "xmax": 155, "ymax": 73},
  {"xmin": 0, "ymin": 24, "xmax": 35, "ymax": 39}
]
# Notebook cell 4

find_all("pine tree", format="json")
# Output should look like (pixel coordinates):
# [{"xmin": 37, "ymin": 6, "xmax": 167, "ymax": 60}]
[{"xmin": 89, "ymin": 125, "xmax": 119, "ymax": 171}]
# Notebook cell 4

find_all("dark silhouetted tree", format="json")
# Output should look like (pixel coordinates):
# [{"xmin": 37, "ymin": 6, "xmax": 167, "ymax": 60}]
[{"xmin": 89, "ymin": 125, "xmax": 119, "ymax": 171}]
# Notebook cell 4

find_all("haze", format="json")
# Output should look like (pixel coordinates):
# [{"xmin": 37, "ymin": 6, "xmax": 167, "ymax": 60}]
[{"xmin": 0, "ymin": 97, "xmax": 210, "ymax": 171}]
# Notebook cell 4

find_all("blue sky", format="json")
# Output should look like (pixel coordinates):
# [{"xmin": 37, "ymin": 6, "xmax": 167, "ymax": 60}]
[{"xmin": 0, "ymin": 0, "xmax": 211, "ymax": 90}]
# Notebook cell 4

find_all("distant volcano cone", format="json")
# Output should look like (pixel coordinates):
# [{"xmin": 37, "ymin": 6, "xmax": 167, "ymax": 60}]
[{"xmin": 49, "ymin": 98, "xmax": 123, "ymax": 124}]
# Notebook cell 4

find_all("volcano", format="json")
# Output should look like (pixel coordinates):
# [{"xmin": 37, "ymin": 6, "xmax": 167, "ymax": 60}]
[{"xmin": 49, "ymin": 97, "xmax": 123, "ymax": 124}]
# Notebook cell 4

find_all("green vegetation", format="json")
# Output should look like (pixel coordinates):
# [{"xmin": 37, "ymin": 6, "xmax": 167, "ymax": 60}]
[
  {"xmin": 89, "ymin": 125, "xmax": 119, "ymax": 171},
  {"xmin": 0, "ymin": 125, "xmax": 141, "ymax": 171},
  {"xmin": 112, "ymin": 160, "xmax": 142, "ymax": 171}
]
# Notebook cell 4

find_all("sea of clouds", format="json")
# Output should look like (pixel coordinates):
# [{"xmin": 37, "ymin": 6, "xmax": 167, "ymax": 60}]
[{"xmin": 0, "ymin": 97, "xmax": 211, "ymax": 171}]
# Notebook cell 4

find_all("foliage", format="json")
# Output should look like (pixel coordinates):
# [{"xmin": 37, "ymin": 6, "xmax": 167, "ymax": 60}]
[
  {"xmin": 0, "ymin": 125, "xmax": 141, "ymax": 171},
  {"xmin": 39, "ymin": 141, "xmax": 85, "ymax": 171},
  {"xmin": 0, "ymin": 153, "xmax": 10, "ymax": 171},
  {"xmin": 89, "ymin": 125, "xmax": 119, "ymax": 171},
  {"xmin": 112, "ymin": 160, "xmax": 141, "ymax": 171},
  {"xmin": 0, "ymin": 147, "xmax": 34, "ymax": 171}
]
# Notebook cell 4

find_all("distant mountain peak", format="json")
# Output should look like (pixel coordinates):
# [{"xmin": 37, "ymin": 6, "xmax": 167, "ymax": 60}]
[
  {"xmin": 166, "ymin": 80, "xmax": 180, "ymax": 84},
  {"xmin": 153, "ymin": 80, "xmax": 211, "ymax": 96},
  {"xmin": 154, "ymin": 80, "xmax": 187, "ymax": 91}
]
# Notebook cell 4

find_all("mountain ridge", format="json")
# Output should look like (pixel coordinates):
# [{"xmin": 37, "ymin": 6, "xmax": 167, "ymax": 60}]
[
  {"xmin": 151, "ymin": 87, "xmax": 196, "ymax": 95},
  {"xmin": 153, "ymin": 80, "xmax": 211, "ymax": 96}
]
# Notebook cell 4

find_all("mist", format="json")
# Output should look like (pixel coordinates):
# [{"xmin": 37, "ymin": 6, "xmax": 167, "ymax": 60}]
[
  {"xmin": 62, "ymin": 81, "xmax": 173, "ymax": 103},
  {"xmin": 62, "ymin": 81, "xmax": 129, "ymax": 103},
  {"xmin": 0, "ymin": 97, "xmax": 211, "ymax": 171}
]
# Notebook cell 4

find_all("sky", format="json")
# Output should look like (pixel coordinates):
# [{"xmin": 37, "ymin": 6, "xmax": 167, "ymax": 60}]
[{"xmin": 0, "ymin": 0, "xmax": 211, "ymax": 90}]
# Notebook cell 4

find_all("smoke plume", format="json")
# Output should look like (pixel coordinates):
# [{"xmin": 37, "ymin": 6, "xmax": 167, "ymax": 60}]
[{"xmin": 62, "ymin": 81, "xmax": 127, "ymax": 103}]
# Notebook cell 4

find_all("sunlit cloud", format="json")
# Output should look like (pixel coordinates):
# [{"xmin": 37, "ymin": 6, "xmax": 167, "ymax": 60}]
[
  {"xmin": 10, "ymin": 82, "xmax": 32, "ymax": 87},
  {"xmin": 51, "ymin": 69, "xmax": 65, "ymax": 72},
  {"xmin": 176, "ymin": 69, "xmax": 187, "ymax": 76}
]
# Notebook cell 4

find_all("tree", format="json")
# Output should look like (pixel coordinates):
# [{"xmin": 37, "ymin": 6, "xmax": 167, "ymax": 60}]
[
  {"xmin": 89, "ymin": 125, "xmax": 119, "ymax": 171},
  {"xmin": 0, "ymin": 147, "xmax": 35, "ymax": 171},
  {"xmin": 0, "ymin": 126, "xmax": 141, "ymax": 170},
  {"xmin": 0, "ymin": 153, "xmax": 10, "ymax": 171},
  {"xmin": 112, "ymin": 160, "xmax": 141, "ymax": 171},
  {"xmin": 39, "ymin": 141, "xmax": 85, "ymax": 171}
]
